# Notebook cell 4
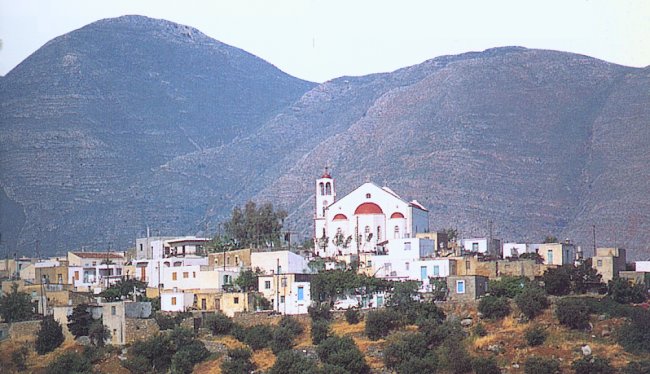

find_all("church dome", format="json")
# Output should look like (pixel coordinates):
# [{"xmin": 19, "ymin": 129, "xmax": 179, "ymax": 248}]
[
  {"xmin": 390, "ymin": 212, "xmax": 405, "ymax": 219},
  {"xmin": 354, "ymin": 202, "xmax": 384, "ymax": 215},
  {"xmin": 333, "ymin": 213, "xmax": 348, "ymax": 220}
]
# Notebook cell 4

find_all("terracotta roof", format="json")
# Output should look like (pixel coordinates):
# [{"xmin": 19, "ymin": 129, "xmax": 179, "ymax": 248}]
[
  {"xmin": 71, "ymin": 252, "xmax": 124, "ymax": 259},
  {"xmin": 333, "ymin": 213, "xmax": 348, "ymax": 221},
  {"xmin": 354, "ymin": 202, "xmax": 384, "ymax": 215},
  {"xmin": 390, "ymin": 212, "xmax": 405, "ymax": 219}
]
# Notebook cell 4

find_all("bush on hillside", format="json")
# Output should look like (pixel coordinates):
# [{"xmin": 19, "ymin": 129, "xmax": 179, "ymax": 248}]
[
  {"xmin": 524, "ymin": 325, "xmax": 548, "ymax": 347},
  {"xmin": 220, "ymin": 348, "xmax": 255, "ymax": 374},
  {"xmin": 395, "ymin": 355, "xmax": 438, "ymax": 374},
  {"xmin": 572, "ymin": 356, "xmax": 615, "ymax": 374},
  {"xmin": 618, "ymin": 309, "xmax": 650, "ymax": 353},
  {"xmin": 542, "ymin": 266, "xmax": 572, "ymax": 296},
  {"xmin": 278, "ymin": 315, "xmax": 304, "ymax": 336},
  {"xmin": 204, "ymin": 312, "xmax": 233, "ymax": 335},
  {"xmin": 46, "ymin": 351, "xmax": 92, "ymax": 374},
  {"xmin": 316, "ymin": 336, "xmax": 370, "ymax": 374},
  {"xmin": 624, "ymin": 360, "xmax": 650, "ymax": 374},
  {"xmin": 608, "ymin": 277, "xmax": 647, "ymax": 304},
  {"xmin": 555, "ymin": 298, "xmax": 590, "ymax": 329},
  {"xmin": 515, "ymin": 284, "xmax": 549, "ymax": 320},
  {"xmin": 269, "ymin": 350, "xmax": 319, "ymax": 374},
  {"xmin": 365, "ymin": 308, "xmax": 402, "ymax": 340},
  {"xmin": 345, "ymin": 308, "xmax": 360, "ymax": 324},
  {"xmin": 36, "ymin": 315, "xmax": 65, "ymax": 355},
  {"xmin": 524, "ymin": 356, "xmax": 561, "ymax": 374},
  {"xmin": 311, "ymin": 319, "xmax": 330, "ymax": 345},
  {"xmin": 383, "ymin": 332, "xmax": 429, "ymax": 370},
  {"xmin": 478, "ymin": 295, "xmax": 511, "ymax": 320},
  {"xmin": 473, "ymin": 322, "xmax": 487, "ymax": 337},
  {"xmin": 472, "ymin": 356, "xmax": 501, "ymax": 374},
  {"xmin": 308, "ymin": 303, "xmax": 331, "ymax": 321},
  {"xmin": 488, "ymin": 276, "xmax": 529, "ymax": 298}
]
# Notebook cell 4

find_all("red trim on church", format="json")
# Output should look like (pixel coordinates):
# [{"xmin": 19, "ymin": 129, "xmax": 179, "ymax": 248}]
[
  {"xmin": 332, "ymin": 213, "xmax": 348, "ymax": 220},
  {"xmin": 390, "ymin": 212, "xmax": 405, "ymax": 219},
  {"xmin": 354, "ymin": 202, "xmax": 384, "ymax": 215}
]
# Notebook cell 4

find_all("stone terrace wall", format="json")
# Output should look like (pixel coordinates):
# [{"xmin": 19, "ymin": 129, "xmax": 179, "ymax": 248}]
[
  {"xmin": 6, "ymin": 320, "xmax": 41, "ymax": 342},
  {"xmin": 125, "ymin": 318, "xmax": 159, "ymax": 344}
]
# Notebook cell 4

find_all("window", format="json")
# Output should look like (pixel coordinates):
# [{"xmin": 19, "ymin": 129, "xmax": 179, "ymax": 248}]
[
  {"xmin": 226, "ymin": 257, "xmax": 230, "ymax": 265},
  {"xmin": 297, "ymin": 286, "xmax": 304, "ymax": 301},
  {"xmin": 74, "ymin": 271, "xmax": 79, "ymax": 280},
  {"xmin": 92, "ymin": 261, "xmax": 96, "ymax": 266},
  {"xmin": 235, "ymin": 256, "xmax": 239, "ymax": 265},
  {"xmin": 465, "ymin": 260, "xmax": 471, "ymax": 271},
  {"xmin": 265, "ymin": 281, "xmax": 271, "ymax": 289},
  {"xmin": 326, "ymin": 182, "xmax": 332, "ymax": 195},
  {"xmin": 365, "ymin": 193, "xmax": 371, "ymax": 198},
  {"xmin": 111, "ymin": 306, "xmax": 116, "ymax": 315},
  {"xmin": 319, "ymin": 182, "xmax": 324, "ymax": 195},
  {"xmin": 405, "ymin": 262, "xmax": 410, "ymax": 271},
  {"xmin": 367, "ymin": 260, "xmax": 372, "ymax": 267},
  {"xmin": 433, "ymin": 265, "xmax": 440, "ymax": 277},
  {"xmin": 172, "ymin": 272, "xmax": 177, "ymax": 281},
  {"xmin": 597, "ymin": 259, "xmax": 603, "ymax": 267},
  {"xmin": 472, "ymin": 243, "xmax": 479, "ymax": 252},
  {"xmin": 420, "ymin": 266, "xmax": 427, "ymax": 281},
  {"xmin": 377, "ymin": 226, "xmax": 382, "ymax": 241},
  {"xmin": 139, "ymin": 243, "xmax": 143, "ymax": 252},
  {"xmin": 365, "ymin": 226, "xmax": 370, "ymax": 234},
  {"xmin": 394, "ymin": 226, "xmax": 400, "ymax": 239},
  {"xmin": 281, "ymin": 278, "xmax": 287, "ymax": 287},
  {"xmin": 404, "ymin": 242, "xmax": 411, "ymax": 251},
  {"xmin": 183, "ymin": 272, "xmax": 189, "ymax": 279},
  {"xmin": 193, "ymin": 272, "xmax": 196, "ymax": 278},
  {"xmin": 234, "ymin": 297, "xmax": 239, "ymax": 304},
  {"xmin": 280, "ymin": 296, "xmax": 285, "ymax": 303},
  {"xmin": 547, "ymin": 250, "xmax": 554, "ymax": 264},
  {"xmin": 456, "ymin": 280, "xmax": 465, "ymax": 294}
]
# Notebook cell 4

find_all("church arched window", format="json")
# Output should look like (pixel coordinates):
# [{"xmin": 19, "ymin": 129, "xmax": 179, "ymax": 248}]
[
  {"xmin": 325, "ymin": 182, "xmax": 332, "ymax": 195},
  {"xmin": 377, "ymin": 226, "xmax": 382, "ymax": 241},
  {"xmin": 319, "ymin": 182, "xmax": 324, "ymax": 195},
  {"xmin": 364, "ymin": 226, "xmax": 370, "ymax": 234},
  {"xmin": 394, "ymin": 225, "xmax": 400, "ymax": 239}
]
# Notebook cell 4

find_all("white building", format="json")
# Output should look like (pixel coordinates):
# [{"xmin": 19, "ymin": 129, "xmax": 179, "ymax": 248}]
[
  {"xmin": 369, "ymin": 238, "xmax": 455, "ymax": 290},
  {"xmin": 67, "ymin": 252, "xmax": 126, "ymax": 292},
  {"xmin": 313, "ymin": 169, "xmax": 429, "ymax": 258},
  {"xmin": 251, "ymin": 250, "xmax": 311, "ymax": 275},
  {"xmin": 258, "ymin": 273, "xmax": 312, "ymax": 315},
  {"xmin": 636, "ymin": 261, "xmax": 650, "ymax": 273},
  {"xmin": 461, "ymin": 238, "xmax": 503, "ymax": 258},
  {"xmin": 135, "ymin": 236, "xmax": 211, "ymax": 260},
  {"xmin": 132, "ymin": 256, "xmax": 209, "ymax": 289}
]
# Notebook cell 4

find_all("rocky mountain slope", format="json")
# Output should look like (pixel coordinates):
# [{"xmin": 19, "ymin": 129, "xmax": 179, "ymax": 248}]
[{"xmin": 1, "ymin": 16, "xmax": 649, "ymax": 258}]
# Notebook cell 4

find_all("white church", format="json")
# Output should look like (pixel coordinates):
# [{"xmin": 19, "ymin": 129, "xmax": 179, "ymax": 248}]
[{"xmin": 313, "ymin": 168, "xmax": 429, "ymax": 258}]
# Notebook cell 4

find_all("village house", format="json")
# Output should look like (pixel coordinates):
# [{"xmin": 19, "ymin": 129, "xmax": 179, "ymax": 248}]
[
  {"xmin": 538, "ymin": 241, "xmax": 576, "ymax": 266},
  {"xmin": 102, "ymin": 301, "xmax": 157, "ymax": 345},
  {"xmin": 67, "ymin": 251, "xmax": 126, "ymax": 292},
  {"xmin": 258, "ymin": 273, "xmax": 312, "ymax": 315},
  {"xmin": 251, "ymin": 250, "xmax": 311, "ymax": 275},
  {"xmin": 446, "ymin": 275, "xmax": 489, "ymax": 301},
  {"xmin": 592, "ymin": 247, "xmax": 627, "ymax": 283}
]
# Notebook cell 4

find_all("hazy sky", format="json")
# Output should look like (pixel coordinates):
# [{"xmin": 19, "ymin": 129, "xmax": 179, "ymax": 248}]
[{"xmin": 1, "ymin": 0, "xmax": 649, "ymax": 82}]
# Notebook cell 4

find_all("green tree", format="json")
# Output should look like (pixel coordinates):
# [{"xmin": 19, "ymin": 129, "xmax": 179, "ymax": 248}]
[
  {"xmin": 365, "ymin": 308, "xmax": 402, "ymax": 340},
  {"xmin": 11, "ymin": 345, "xmax": 29, "ymax": 372},
  {"xmin": 618, "ymin": 309, "xmax": 650, "ymax": 353},
  {"xmin": 234, "ymin": 269, "xmax": 258, "ymax": 291},
  {"xmin": 524, "ymin": 356, "xmax": 561, "ymax": 374},
  {"xmin": 542, "ymin": 266, "xmax": 572, "ymax": 296},
  {"xmin": 383, "ymin": 332, "xmax": 430, "ymax": 370},
  {"xmin": 46, "ymin": 351, "xmax": 92, "ymax": 374},
  {"xmin": 269, "ymin": 350, "xmax": 319, "ymax": 374},
  {"xmin": 35, "ymin": 315, "xmax": 65, "ymax": 355},
  {"xmin": 514, "ymin": 284, "xmax": 549, "ymax": 320},
  {"xmin": 221, "ymin": 348, "xmax": 255, "ymax": 374},
  {"xmin": 316, "ymin": 336, "xmax": 370, "ymax": 374},
  {"xmin": 472, "ymin": 356, "xmax": 501, "ymax": 374},
  {"xmin": 572, "ymin": 356, "xmax": 615, "ymax": 374},
  {"xmin": 524, "ymin": 325, "xmax": 548, "ymax": 346},
  {"xmin": 572, "ymin": 259, "xmax": 604, "ymax": 294},
  {"xmin": 556, "ymin": 298, "xmax": 590, "ymax": 329},
  {"xmin": 488, "ymin": 276, "xmax": 529, "ymax": 298},
  {"xmin": 101, "ymin": 278, "xmax": 146, "ymax": 302},
  {"xmin": 608, "ymin": 277, "xmax": 647, "ymax": 304},
  {"xmin": 88, "ymin": 319, "xmax": 110, "ymax": 347},
  {"xmin": 311, "ymin": 319, "xmax": 330, "ymax": 345},
  {"xmin": 0, "ymin": 283, "xmax": 33, "ymax": 322},
  {"xmin": 67, "ymin": 303, "xmax": 92, "ymax": 338},
  {"xmin": 170, "ymin": 340, "xmax": 210, "ymax": 374},
  {"xmin": 478, "ymin": 295, "xmax": 511, "ymax": 319},
  {"xmin": 224, "ymin": 201, "xmax": 287, "ymax": 249},
  {"xmin": 204, "ymin": 312, "xmax": 234, "ymax": 335}
]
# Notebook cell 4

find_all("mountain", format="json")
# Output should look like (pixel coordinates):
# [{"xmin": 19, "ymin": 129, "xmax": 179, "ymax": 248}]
[
  {"xmin": 2, "ymin": 16, "xmax": 650, "ymax": 259},
  {"xmin": 0, "ymin": 15, "xmax": 314, "ymax": 254}
]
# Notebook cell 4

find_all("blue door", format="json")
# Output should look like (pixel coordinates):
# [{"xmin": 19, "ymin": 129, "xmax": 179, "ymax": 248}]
[
  {"xmin": 420, "ymin": 266, "xmax": 427, "ymax": 281},
  {"xmin": 297, "ymin": 286, "xmax": 304, "ymax": 301}
]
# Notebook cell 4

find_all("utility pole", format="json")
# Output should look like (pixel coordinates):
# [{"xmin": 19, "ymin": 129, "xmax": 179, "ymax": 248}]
[{"xmin": 592, "ymin": 225, "xmax": 597, "ymax": 258}]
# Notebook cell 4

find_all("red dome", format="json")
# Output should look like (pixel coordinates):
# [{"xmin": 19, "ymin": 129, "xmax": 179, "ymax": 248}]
[
  {"xmin": 354, "ymin": 202, "xmax": 384, "ymax": 215},
  {"xmin": 390, "ymin": 212, "xmax": 405, "ymax": 219},
  {"xmin": 332, "ymin": 213, "xmax": 348, "ymax": 221}
]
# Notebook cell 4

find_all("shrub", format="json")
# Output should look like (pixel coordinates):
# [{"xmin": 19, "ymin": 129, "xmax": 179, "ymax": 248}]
[
  {"xmin": 524, "ymin": 325, "xmax": 547, "ymax": 347},
  {"xmin": 221, "ymin": 348, "xmax": 255, "ymax": 374},
  {"xmin": 572, "ymin": 356, "xmax": 615, "ymax": 374},
  {"xmin": 241, "ymin": 324, "xmax": 274, "ymax": 350},
  {"xmin": 436, "ymin": 339, "xmax": 472, "ymax": 374},
  {"xmin": 618, "ymin": 309, "xmax": 650, "ymax": 353},
  {"xmin": 278, "ymin": 316, "xmax": 304, "ymax": 336},
  {"xmin": 583, "ymin": 296, "xmax": 635, "ymax": 318},
  {"xmin": 473, "ymin": 322, "xmax": 487, "ymax": 337},
  {"xmin": 515, "ymin": 285, "xmax": 549, "ymax": 320},
  {"xmin": 472, "ymin": 356, "xmax": 501, "ymax": 374},
  {"xmin": 365, "ymin": 308, "xmax": 402, "ymax": 340},
  {"xmin": 488, "ymin": 276, "xmax": 529, "ymax": 298},
  {"xmin": 46, "ymin": 351, "xmax": 92, "ymax": 374},
  {"xmin": 542, "ymin": 266, "xmax": 572, "ymax": 296},
  {"xmin": 269, "ymin": 350, "xmax": 319, "ymax": 374},
  {"xmin": 308, "ymin": 303, "xmax": 332, "ymax": 321},
  {"xmin": 36, "ymin": 315, "xmax": 65, "ymax": 355},
  {"xmin": 171, "ymin": 340, "xmax": 210, "ymax": 374},
  {"xmin": 414, "ymin": 301, "xmax": 446, "ymax": 325},
  {"xmin": 11, "ymin": 345, "xmax": 29, "ymax": 371},
  {"xmin": 311, "ymin": 319, "xmax": 330, "ymax": 345},
  {"xmin": 123, "ymin": 334, "xmax": 174, "ymax": 373},
  {"xmin": 524, "ymin": 356, "xmax": 561, "ymax": 374},
  {"xmin": 556, "ymin": 298, "xmax": 590, "ymax": 329},
  {"xmin": 624, "ymin": 360, "xmax": 650, "ymax": 374},
  {"xmin": 271, "ymin": 326, "xmax": 296, "ymax": 354},
  {"xmin": 345, "ymin": 308, "xmax": 360, "ymax": 324},
  {"xmin": 478, "ymin": 295, "xmax": 511, "ymax": 320},
  {"xmin": 231, "ymin": 323, "xmax": 247, "ymax": 341},
  {"xmin": 67, "ymin": 303, "xmax": 92, "ymax": 338},
  {"xmin": 608, "ymin": 277, "xmax": 647, "ymax": 304},
  {"xmin": 316, "ymin": 336, "xmax": 370, "ymax": 374},
  {"xmin": 383, "ymin": 332, "xmax": 429, "ymax": 369},
  {"xmin": 395, "ymin": 355, "xmax": 438, "ymax": 374},
  {"xmin": 204, "ymin": 313, "xmax": 233, "ymax": 335},
  {"xmin": 419, "ymin": 319, "xmax": 465, "ymax": 348}
]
